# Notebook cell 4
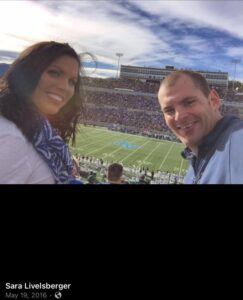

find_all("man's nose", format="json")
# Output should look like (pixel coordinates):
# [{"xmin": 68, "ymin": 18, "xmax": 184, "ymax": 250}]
[
  {"xmin": 174, "ymin": 109, "xmax": 181, "ymax": 121},
  {"xmin": 174, "ymin": 108, "xmax": 185, "ymax": 121}
]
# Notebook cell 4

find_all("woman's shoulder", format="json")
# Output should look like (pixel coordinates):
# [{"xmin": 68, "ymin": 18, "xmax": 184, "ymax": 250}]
[
  {"xmin": 0, "ymin": 115, "xmax": 32, "ymax": 155},
  {"xmin": 0, "ymin": 115, "xmax": 26, "ymax": 140},
  {"xmin": 0, "ymin": 115, "xmax": 55, "ymax": 183},
  {"xmin": 0, "ymin": 115, "xmax": 18, "ymax": 130},
  {"xmin": 0, "ymin": 115, "xmax": 31, "ymax": 156}
]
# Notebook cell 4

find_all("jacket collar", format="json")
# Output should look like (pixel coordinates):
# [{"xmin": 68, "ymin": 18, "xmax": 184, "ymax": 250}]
[{"xmin": 181, "ymin": 115, "xmax": 238, "ymax": 160}]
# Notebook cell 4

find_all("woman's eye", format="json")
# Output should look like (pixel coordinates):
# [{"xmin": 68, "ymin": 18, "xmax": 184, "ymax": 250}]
[
  {"xmin": 69, "ymin": 79, "xmax": 77, "ymax": 87},
  {"xmin": 48, "ymin": 70, "xmax": 60, "ymax": 77}
]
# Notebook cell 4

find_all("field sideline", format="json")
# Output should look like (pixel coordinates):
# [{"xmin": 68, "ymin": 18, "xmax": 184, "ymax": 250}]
[{"xmin": 70, "ymin": 125, "xmax": 188, "ymax": 176}]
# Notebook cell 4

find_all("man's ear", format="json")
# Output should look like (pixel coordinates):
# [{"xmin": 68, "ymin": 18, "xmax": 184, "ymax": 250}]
[{"xmin": 209, "ymin": 89, "xmax": 221, "ymax": 109}]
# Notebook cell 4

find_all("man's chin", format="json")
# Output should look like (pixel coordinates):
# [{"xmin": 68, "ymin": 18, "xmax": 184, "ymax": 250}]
[{"xmin": 182, "ymin": 139, "xmax": 194, "ymax": 149}]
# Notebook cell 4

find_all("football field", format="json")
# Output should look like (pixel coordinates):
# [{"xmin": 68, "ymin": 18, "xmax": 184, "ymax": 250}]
[{"xmin": 70, "ymin": 125, "xmax": 188, "ymax": 176}]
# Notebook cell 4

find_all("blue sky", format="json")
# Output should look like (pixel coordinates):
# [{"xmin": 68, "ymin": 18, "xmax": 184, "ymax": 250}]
[{"xmin": 1, "ymin": 0, "xmax": 243, "ymax": 81}]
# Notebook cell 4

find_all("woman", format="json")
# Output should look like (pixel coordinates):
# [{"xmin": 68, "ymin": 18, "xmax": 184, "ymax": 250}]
[{"xmin": 0, "ymin": 41, "xmax": 85, "ymax": 183}]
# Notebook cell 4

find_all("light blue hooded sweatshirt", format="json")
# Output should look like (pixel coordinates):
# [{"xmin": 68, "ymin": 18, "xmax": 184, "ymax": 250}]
[{"xmin": 182, "ymin": 115, "xmax": 243, "ymax": 184}]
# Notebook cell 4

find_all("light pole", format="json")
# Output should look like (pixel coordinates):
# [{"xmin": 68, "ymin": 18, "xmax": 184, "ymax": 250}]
[
  {"xmin": 232, "ymin": 59, "xmax": 241, "ymax": 91},
  {"xmin": 116, "ymin": 53, "xmax": 123, "ymax": 79}
]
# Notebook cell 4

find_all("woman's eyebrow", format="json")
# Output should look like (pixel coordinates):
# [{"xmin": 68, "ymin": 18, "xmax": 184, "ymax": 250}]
[{"xmin": 49, "ymin": 64, "xmax": 78, "ymax": 79}]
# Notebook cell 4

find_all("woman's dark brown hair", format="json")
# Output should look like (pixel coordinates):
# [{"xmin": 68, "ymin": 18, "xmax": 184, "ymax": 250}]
[{"xmin": 0, "ymin": 41, "xmax": 85, "ymax": 145}]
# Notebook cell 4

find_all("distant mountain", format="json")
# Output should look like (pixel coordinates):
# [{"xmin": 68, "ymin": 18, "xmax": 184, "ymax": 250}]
[{"xmin": 0, "ymin": 63, "xmax": 10, "ymax": 76}]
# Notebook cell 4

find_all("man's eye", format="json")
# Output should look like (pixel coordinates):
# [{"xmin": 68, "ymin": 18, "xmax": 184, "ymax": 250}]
[
  {"xmin": 164, "ymin": 109, "xmax": 174, "ymax": 115},
  {"xmin": 185, "ymin": 100, "xmax": 195, "ymax": 106}
]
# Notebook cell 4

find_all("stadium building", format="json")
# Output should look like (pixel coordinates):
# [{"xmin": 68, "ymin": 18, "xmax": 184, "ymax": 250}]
[{"xmin": 120, "ymin": 65, "xmax": 228, "ymax": 89}]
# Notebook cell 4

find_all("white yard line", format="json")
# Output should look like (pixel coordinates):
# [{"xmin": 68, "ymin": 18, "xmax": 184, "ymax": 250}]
[
  {"xmin": 82, "ymin": 128, "xmax": 143, "ymax": 153},
  {"xmin": 78, "ymin": 127, "xmax": 104, "ymax": 139},
  {"xmin": 141, "ymin": 142, "xmax": 161, "ymax": 164},
  {"xmin": 120, "ymin": 140, "xmax": 150, "ymax": 163},
  {"xmin": 81, "ymin": 135, "xmax": 112, "ymax": 149},
  {"xmin": 107, "ymin": 135, "xmax": 142, "ymax": 156},
  {"xmin": 85, "ymin": 142, "xmax": 112, "ymax": 155},
  {"xmin": 80, "ymin": 130, "xmax": 124, "ymax": 149},
  {"xmin": 85, "ymin": 133, "xmax": 139, "ymax": 155},
  {"xmin": 179, "ymin": 157, "xmax": 184, "ymax": 177},
  {"xmin": 159, "ymin": 143, "xmax": 175, "ymax": 169}
]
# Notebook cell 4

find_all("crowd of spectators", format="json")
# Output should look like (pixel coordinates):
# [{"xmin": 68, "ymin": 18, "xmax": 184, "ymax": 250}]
[
  {"xmin": 83, "ymin": 78, "xmax": 243, "ymax": 103},
  {"xmin": 82, "ymin": 79, "xmax": 243, "ymax": 140},
  {"xmin": 84, "ymin": 89, "xmax": 178, "ymax": 140},
  {"xmin": 220, "ymin": 105, "xmax": 240, "ymax": 117},
  {"xmin": 86, "ymin": 105, "xmax": 170, "ymax": 134},
  {"xmin": 82, "ymin": 77, "xmax": 160, "ymax": 94},
  {"xmin": 72, "ymin": 153, "xmax": 184, "ymax": 184},
  {"xmin": 213, "ymin": 86, "xmax": 243, "ymax": 104},
  {"xmin": 72, "ymin": 77, "xmax": 243, "ymax": 184},
  {"xmin": 86, "ymin": 91, "xmax": 160, "ymax": 111}
]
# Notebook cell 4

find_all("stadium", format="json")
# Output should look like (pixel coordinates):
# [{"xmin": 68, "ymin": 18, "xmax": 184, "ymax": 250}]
[{"xmin": 69, "ymin": 64, "xmax": 243, "ymax": 184}]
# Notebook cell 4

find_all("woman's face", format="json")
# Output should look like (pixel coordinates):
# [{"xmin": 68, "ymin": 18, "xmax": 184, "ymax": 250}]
[{"xmin": 32, "ymin": 55, "xmax": 79, "ymax": 116}]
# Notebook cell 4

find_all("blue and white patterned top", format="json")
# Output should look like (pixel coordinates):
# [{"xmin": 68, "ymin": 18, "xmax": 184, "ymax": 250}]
[{"xmin": 32, "ymin": 117, "xmax": 74, "ymax": 184}]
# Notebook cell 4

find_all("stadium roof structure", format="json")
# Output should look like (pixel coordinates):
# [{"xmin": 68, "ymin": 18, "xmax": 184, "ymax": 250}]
[{"xmin": 120, "ymin": 65, "xmax": 228, "ymax": 88}]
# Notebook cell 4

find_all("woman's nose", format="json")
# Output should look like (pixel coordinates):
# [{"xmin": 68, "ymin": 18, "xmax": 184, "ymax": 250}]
[{"xmin": 57, "ymin": 77, "xmax": 71, "ymax": 92}]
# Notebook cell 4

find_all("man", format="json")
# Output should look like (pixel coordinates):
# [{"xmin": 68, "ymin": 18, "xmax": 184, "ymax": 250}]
[
  {"xmin": 107, "ymin": 163, "xmax": 124, "ymax": 184},
  {"xmin": 158, "ymin": 70, "xmax": 243, "ymax": 184}
]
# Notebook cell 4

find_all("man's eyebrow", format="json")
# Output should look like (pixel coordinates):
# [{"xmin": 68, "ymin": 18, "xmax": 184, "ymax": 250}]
[
  {"xmin": 162, "ymin": 105, "xmax": 173, "ymax": 111},
  {"xmin": 181, "ymin": 96, "xmax": 196, "ymax": 102},
  {"xmin": 162, "ymin": 96, "xmax": 196, "ymax": 110}
]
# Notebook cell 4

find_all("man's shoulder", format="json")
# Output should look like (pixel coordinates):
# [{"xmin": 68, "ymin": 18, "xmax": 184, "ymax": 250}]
[
  {"xmin": 228, "ymin": 125, "xmax": 243, "ymax": 150},
  {"xmin": 225, "ymin": 114, "xmax": 242, "ymax": 126},
  {"xmin": 220, "ymin": 117, "xmax": 243, "ymax": 142},
  {"xmin": 229, "ymin": 118, "xmax": 243, "ymax": 137}
]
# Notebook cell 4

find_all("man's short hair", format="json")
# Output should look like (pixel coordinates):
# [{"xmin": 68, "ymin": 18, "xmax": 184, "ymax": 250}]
[
  {"xmin": 108, "ymin": 163, "xmax": 123, "ymax": 181},
  {"xmin": 160, "ymin": 70, "xmax": 211, "ymax": 97}
]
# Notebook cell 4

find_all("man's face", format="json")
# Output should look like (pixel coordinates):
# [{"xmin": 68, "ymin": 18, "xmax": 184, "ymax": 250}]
[{"xmin": 158, "ymin": 75, "xmax": 221, "ymax": 152}]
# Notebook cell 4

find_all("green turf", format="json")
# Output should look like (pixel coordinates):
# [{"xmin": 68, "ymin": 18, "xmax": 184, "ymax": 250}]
[{"xmin": 70, "ymin": 125, "xmax": 188, "ymax": 176}]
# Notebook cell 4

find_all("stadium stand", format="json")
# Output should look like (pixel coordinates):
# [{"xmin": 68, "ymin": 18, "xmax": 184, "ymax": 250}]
[{"xmin": 74, "ymin": 76, "xmax": 243, "ymax": 184}]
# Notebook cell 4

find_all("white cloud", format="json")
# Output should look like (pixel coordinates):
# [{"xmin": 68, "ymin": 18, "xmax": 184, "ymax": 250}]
[
  {"xmin": 0, "ymin": 1, "xmax": 55, "ymax": 51},
  {"xmin": 132, "ymin": 0, "xmax": 243, "ymax": 40},
  {"xmin": 226, "ymin": 47, "xmax": 243, "ymax": 58},
  {"xmin": 175, "ymin": 35, "xmax": 211, "ymax": 53},
  {"xmin": 84, "ymin": 67, "xmax": 117, "ymax": 79},
  {"xmin": 0, "ymin": 0, "xmax": 171, "ymax": 66},
  {"xmin": 1, "ymin": 0, "xmax": 243, "ymax": 81}
]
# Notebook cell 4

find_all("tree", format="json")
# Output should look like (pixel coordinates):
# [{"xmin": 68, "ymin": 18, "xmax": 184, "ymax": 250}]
[{"xmin": 228, "ymin": 80, "xmax": 243, "ymax": 92}]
